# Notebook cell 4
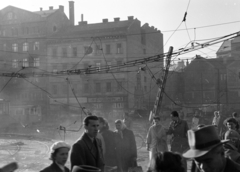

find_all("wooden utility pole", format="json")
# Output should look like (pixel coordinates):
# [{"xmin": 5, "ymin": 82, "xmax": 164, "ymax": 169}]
[{"xmin": 149, "ymin": 46, "xmax": 173, "ymax": 121}]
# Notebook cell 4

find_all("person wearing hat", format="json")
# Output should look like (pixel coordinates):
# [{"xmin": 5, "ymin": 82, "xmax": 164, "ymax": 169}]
[
  {"xmin": 223, "ymin": 129, "xmax": 240, "ymax": 164},
  {"xmin": 166, "ymin": 111, "xmax": 189, "ymax": 154},
  {"xmin": 146, "ymin": 116, "xmax": 168, "ymax": 164},
  {"xmin": 70, "ymin": 115, "xmax": 104, "ymax": 172},
  {"xmin": 40, "ymin": 141, "xmax": 71, "ymax": 172},
  {"xmin": 183, "ymin": 125, "xmax": 240, "ymax": 172}
]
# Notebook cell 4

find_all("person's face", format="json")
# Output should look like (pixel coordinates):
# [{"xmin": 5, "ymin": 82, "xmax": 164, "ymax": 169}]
[
  {"xmin": 54, "ymin": 147, "xmax": 69, "ymax": 166},
  {"xmin": 98, "ymin": 122, "xmax": 104, "ymax": 130},
  {"xmin": 171, "ymin": 115, "xmax": 178, "ymax": 122},
  {"xmin": 85, "ymin": 120, "xmax": 99, "ymax": 137},
  {"xmin": 115, "ymin": 123, "xmax": 122, "ymax": 131},
  {"xmin": 153, "ymin": 119, "xmax": 160, "ymax": 125},
  {"xmin": 226, "ymin": 122, "xmax": 236, "ymax": 130},
  {"xmin": 194, "ymin": 148, "xmax": 225, "ymax": 172}
]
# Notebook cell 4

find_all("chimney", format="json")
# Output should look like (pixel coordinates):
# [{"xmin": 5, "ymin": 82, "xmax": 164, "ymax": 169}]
[
  {"xmin": 59, "ymin": 5, "xmax": 64, "ymax": 12},
  {"xmin": 49, "ymin": 6, "xmax": 53, "ymax": 10},
  {"xmin": 114, "ymin": 17, "xmax": 120, "ymax": 22},
  {"xmin": 40, "ymin": 8, "xmax": 43, "ymax": 11},
  {"xmin": 69, "ymin": 1, "xmax": 75, "ymax": 26},
  {"xmin": 78, "ymin": 21, "xmax": 88, "ymax": 25},
  {"xmin": 128, "ymin": 16, "xmax": 134, "ymax": 20},
  {"xmin": 102, "ymin": 19, "xmax": 108, "ymax": 23},
  {"xmin": 81, "ymin": 14, "xmax": 84, "ymax": 22}
]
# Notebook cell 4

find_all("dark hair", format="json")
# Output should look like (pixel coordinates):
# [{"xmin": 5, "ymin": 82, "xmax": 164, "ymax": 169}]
[
  {"xmin": 154, "ymin": 152, "xmax": 185, "ymax": 172},
  {"xmin": 232, "ymin": 112, "xmax": 238, "ymax": 118},
  {"xmin": 171, "ymin": 111, "xmax": 179, "ymax": 117},
  {"xmin": 224, "ymin": 117, "xmax": 239, "ymax": 129},
  {"xmin": 153, "ymin": 116, "xmax": 160, "ymax": 120},
  {"xmin": 83, "ymin": 115, "xmax": 99, "ymax": 126}
]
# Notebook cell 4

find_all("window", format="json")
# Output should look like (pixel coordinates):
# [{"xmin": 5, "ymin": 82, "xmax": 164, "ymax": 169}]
[
  {"xmin": 3, "ymin": 44, "xmax": 6, "ymax": 51},
  {"xmin": 144, "ymin": 76, "xmax": 147, "ymax": 82},
  {"xmin": 12, "ymin": 43, "xmax": 18, "ymax": 52},
  {"xmin": 15, "ymin": 28, "xmax": 18, "ymax": 36},
  {"xmin": 117, "ymin": 82, "xmax": 123, "ymax": 92},
  {"xmin": 23, "ymin": 58, "xmax": 29, "ymax": 67},
  {"xmin": 72, "ymin": 47, "xmax": 77, "ymax": 57},
  {"xmin": 23, "ymin": 42, "xmax": 29, "ymax": 52},
  {"xmin": 53, "ymin": 25, "xmax": 57, "ymax": 32},
  {"xmin": 7, "ymin": 12, "xmax": 13, "ymax": 20},
  {"xmin": 62, "ymin": 47, "xmax": 67, "ymax": 57},
  {"xmin": 33, "ymin": 58, "xmax": 40, "ymax": 67},
  {"xmin": 52, "ymin": 48, "xmax": 57, "ymax": 58},
  {"xmin": 95, "ymin": 45, "xmax": 101, "ymax": 55},
  {"xmin": 52, "ymin": 85, "xmax": 58, "ymax": 95},
  {"xmin": 84, "ymin": 83, "xmax": 89, "ymax": 93},
  {"xmin": 106, "ymin": 82, "xmax": 111, "ymax": 92},
  {"xmin": 116, "ymin": 43, "xmax": 122, "ymax": 54},
  {"xmin": 107, "ymin": 61, "xmax": 112, "ymax": 71},
  {"xmin": 144, "ymin": 86, "xmax": 147, "ymax": 91},
  {"xmin": 33, "ymin": 42, "xmax": 39, "ymax": 51},
  {"xmin": 96, "ymin": 83, "xmax": 101, "ymax": 93},
  {"xmin": 143, "ymin": 49, "xmax": 146, "ymax": 54},
  {"xmin": 12, "ymin": 59, "xmax": 18, "ymax": 68},
  {"xmin": 84, "ymin": 46, "xmax": 93, "ymax": 55},
  {"xmin": 106, "ymin": 44, "xmax": 111, "ymax": 54},
  {"xmin": 116, "ymin": 60, "xmax": 122, "ymax": 71},
  {"xmin": 96, "ymin": 62, "xmax": 101, "ymax": 72}
]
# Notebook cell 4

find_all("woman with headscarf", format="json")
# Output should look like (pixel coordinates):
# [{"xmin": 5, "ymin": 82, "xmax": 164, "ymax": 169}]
[{"xmin": 40, "ymin": 141, "xmax": 71, "ymax": 172}]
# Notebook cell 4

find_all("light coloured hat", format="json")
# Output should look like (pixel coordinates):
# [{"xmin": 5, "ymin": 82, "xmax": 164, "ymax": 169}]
[{"xmin": 50, "ymin": 141, "xmax": 71, "ymax": 153}]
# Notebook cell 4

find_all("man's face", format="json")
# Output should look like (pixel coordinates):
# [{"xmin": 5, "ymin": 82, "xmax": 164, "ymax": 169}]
[
  {"xmin": 115, "ymin": 123, "xmax": 122, "ymax": 131},
  {"xmin": 194, "ymin": 147, "xmax": 225, "ymax": 172},
  {"xmin": 171, "ymin": 115, "xmax": 178, "ymax": 122},
  {"xmin": 226, "ymin": 122, "xmax": 236, "ymax": 130},
  {"xmin": 85, "ymin": 120, "xmax": 99, "ymax": 137}
]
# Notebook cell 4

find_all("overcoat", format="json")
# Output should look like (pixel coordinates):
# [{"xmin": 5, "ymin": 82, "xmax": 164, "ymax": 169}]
[
  {"xmin": 70, "ymin": 133, "xmax": 105, "ymax": 172},
  {"xmin": 167, "ymin": 119, "xmax": 189, "ymax": 153},
  {"xmin": 40, "ymin": 162, "xmax": 70, "ymax": 172},
  {"xmin": 115, "ymin": 128, "xmax": 137, "ymax": 172}
]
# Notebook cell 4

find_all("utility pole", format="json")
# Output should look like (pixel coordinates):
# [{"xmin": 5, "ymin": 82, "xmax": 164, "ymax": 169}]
[
  {"xmin": 149, "ymin": 46, "xmax": 173, "ymax": 121},
  {"xmin": 217, "ymin": 69, "xmax": 220, "ymax": 111}
]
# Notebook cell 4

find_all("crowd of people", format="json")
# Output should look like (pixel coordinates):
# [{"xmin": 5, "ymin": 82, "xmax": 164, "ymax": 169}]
[
  {"xmin": 4, "ymin": 110, "xmax": 240, "ymax": 172},
  {"xmin": 40, "ymin": 115, "xmax": 137, "ymax": 172},
  {"xmin": 146, "ymin": 110, "xmax": 240, "ymax": 172}
]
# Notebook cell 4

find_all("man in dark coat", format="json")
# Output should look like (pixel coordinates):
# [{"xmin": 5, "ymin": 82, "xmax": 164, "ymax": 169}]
[
  {"xmin": 183, "ymin": 125, "xmax": 240, "ymax": 172},
  {"xmin": 70, "ymin": 115, "xmax": 105, "ymax": 172},
  {"xmin": 115, "ymin": 120, "xmax": 137, "ymax": 172},
  {"xmin": 98, "ymin": 117, "xmax": 117, "ymax": 167},
  {"xmin": 166, "ymin": 111, "xmax": 189, "ymax": 153}
]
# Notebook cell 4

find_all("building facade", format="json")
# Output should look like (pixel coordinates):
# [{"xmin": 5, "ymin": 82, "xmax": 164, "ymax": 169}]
[
  {"xmin": 46, "ymin": 14, "xmax": 163, "ymax": 118},
  {"xmin": 0, "ymin": 4, "xmax": 70, "ymax": 125}
]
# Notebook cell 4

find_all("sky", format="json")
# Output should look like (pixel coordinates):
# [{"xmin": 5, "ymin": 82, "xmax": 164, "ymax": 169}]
[{"xmin": 1, "ymin": 0, "xmax": 240, "ymax": 63}]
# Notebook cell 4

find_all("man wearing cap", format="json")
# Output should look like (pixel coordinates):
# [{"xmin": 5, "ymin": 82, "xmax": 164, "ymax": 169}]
[
  {"xmin": 166, "ymin": 111, "xmax": 189, "ymax": 153},
  {"xmin": 183, "ymin": 125, "xmax": 240, "ymax": 172},
  {"xmin": 70, "ymin": 115, "xmax": 104, "ymax": 172},
  {"xmin": 146, "ymin": 116, "xmax": 168, "ymax": 162}
]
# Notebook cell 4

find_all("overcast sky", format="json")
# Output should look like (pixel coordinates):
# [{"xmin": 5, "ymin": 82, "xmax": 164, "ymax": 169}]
[{"xmin": 1, "ymin": 0, "xmax": 240, "ymax": 62}]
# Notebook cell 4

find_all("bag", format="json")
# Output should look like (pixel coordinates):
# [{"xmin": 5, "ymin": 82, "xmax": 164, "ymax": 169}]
[{"xmin": 128, "ymin": 166, "xmax": 143, "ymax": 172}]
